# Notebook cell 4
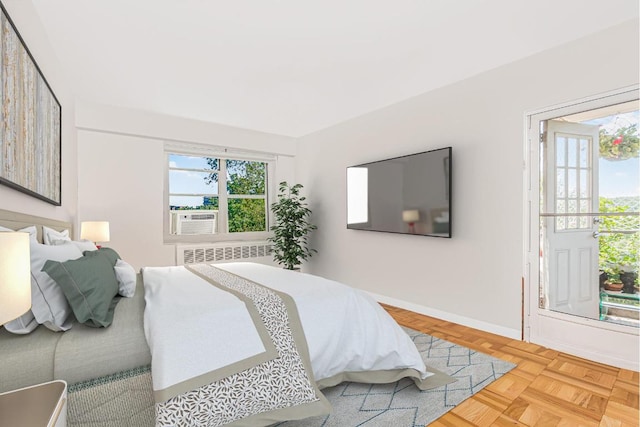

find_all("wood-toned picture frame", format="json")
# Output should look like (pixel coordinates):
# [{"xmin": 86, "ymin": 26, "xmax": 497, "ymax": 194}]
[{"xmin": 0, "ymin": 2, "xmax": 62, "ymax": 206}]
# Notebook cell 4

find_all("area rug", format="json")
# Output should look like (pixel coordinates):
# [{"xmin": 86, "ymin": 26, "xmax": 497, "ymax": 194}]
[
  {"xmin": 274, "ymin": 327, "xmax": 516, "ymax": 427},
  {"xmin": 67, "ymin": 328, "xmax": 515, "ymax": 427}
]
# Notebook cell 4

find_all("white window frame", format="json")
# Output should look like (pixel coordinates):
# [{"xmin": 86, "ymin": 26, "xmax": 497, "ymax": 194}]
[{"xmin": 163, "ymin": 144, "xmax": 276, "ymax": 244}]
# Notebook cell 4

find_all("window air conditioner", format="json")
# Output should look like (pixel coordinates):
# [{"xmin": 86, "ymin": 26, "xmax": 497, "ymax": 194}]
[{"xmin": 172, "ymin": 210, "xmax": 218, "ymax": 235}]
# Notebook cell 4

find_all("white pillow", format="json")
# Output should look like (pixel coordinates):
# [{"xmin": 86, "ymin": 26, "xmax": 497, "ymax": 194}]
[
  {"xmin": 29, "ymin": 241, "xmax": 84, "ymax": 331},
  {"xmin": 114, "ymin": 259, "xmax": 137, "ymax": 298},
  {"xmin": 0, "ymin": 225, "xmax": 37, "ymax": 242},
  {"xmin": 52, "ymin": 238, "xmax": 98, "ymax": 253},
  {"xmin": 3, "ymin": 311, "xmax": 38, "ymax": 334},
  {"xmin": 43, "ymin": 226, "xmax": 70, "ymax": 245}
]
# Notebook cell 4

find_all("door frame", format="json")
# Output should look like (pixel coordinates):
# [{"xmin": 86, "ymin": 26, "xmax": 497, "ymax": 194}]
[{"xmin": 523, "ymin": 85, "xmax": 640, "ymax": 371}]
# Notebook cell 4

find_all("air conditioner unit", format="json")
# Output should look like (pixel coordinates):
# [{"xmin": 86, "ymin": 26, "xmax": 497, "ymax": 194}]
[{"xmin": 171, "ymin": 210, "xmax": 218, "ymax": 235}]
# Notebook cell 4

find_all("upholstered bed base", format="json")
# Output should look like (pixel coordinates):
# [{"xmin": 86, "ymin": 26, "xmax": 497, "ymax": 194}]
[
  {"xmin": 0, "ymin": 278, "xmax": 151, "ymax": 393},
  {"xmin": 67, "ymin": 367, "xmax": 155, "ymax": 427},
  {"xmin": 0, "ymin": 209, "xmax": 152, "ymax": 398}
]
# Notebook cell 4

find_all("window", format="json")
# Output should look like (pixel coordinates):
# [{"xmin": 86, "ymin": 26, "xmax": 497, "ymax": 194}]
[{"xmin": 166, "ymin": 151, "xmax": 271, "ymax": 241}]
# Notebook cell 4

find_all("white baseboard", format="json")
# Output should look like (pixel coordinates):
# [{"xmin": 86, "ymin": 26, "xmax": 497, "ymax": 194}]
[
  {"xmin": 369, "ymin": 292, "xmax": 521, "ymax": 340},
  {"xmin": 534, "ymin": 336, "xmax": 639, "ymax": 371}
]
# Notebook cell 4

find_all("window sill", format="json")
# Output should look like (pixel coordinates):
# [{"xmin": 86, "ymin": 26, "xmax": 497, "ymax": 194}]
[{"xmin": 163, "ymin": 231, "xmax": 272, "ymax": 245}]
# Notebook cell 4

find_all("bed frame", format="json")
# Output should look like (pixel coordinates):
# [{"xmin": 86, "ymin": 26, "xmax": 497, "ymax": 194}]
[
  {"xmin": 0, "ymin": 208, "xmax": 155, "ymax": 426},
  {"xmin": 0, "ymin": 208, "xmax": 72, "ymax": 243}
]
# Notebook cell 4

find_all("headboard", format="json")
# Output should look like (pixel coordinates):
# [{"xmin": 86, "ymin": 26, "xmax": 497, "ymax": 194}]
[{"xmin": 0, "ymin": 209, "xmax": 73, "ymax": 244}]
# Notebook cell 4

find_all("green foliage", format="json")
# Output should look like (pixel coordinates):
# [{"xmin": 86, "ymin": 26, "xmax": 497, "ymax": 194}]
[
  {"xmin": 599, "ymin": 124, "xmax": 639, "ymax": 161},
  {"xmin": 226, "ymin": 161, "xmax": 265, "ymax": 195},
  {"xmin": 228, "ymin": 199, "xmax": 266, "ymax": 232},
  {"xmin": 599, "ymin": 197, "xmax": 639, "ymax": 282},
  {"xmin": 203, "ymin": 159, "xmax": 267, "ymax": 233},
  {"xmin": 226, "ymin": 161, "xmax": 266, "ymax": 232},
  {"xmin": 268, "ymin": 182, "xmax": 317, "ymax": 270}
]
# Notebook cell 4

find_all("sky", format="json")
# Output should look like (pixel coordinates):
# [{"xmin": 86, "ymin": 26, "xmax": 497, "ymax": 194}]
[
  {"xmin": 169, "ymin": 154, "xmax": 218, "ymax": 207},
  {"xmin": 599, "ymin": 157, "xmax": 639, "ymax": 198},
  {"xmin": 585, "ymin": 110, "xmax": 639, "ymax": 198}
]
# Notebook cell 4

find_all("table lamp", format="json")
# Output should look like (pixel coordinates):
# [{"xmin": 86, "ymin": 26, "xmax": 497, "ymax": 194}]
[
  {"xmin": 80, "ymin": 221, "xmax": 110, "ymax": 247},
  {"xmin": 0, "ymin": 232, "xmax": 31, "ymax": 326},
  {"xmin": 402, "ymin": 209, "xmax": 420, "ymax": 234}
]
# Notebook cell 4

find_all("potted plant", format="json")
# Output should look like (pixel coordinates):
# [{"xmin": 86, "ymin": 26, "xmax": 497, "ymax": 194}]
[
  {"xmin": 602, "ymin": 264, "xmax": 624, "ymax": 292},
  {"xmin": 268, "ymin": 181, "xmax": 317, "ymax": 270}
]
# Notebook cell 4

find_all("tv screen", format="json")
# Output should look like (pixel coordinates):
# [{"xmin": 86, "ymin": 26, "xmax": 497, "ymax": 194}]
[{"xmin": 347, "ymin": 147, "xmax": 451, "ymax": 238}]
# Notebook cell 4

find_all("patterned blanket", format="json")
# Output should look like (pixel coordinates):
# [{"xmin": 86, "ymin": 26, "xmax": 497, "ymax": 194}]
[{"xmin": 143, "ymin": 265, "xmax": 330, "ymax": 427}]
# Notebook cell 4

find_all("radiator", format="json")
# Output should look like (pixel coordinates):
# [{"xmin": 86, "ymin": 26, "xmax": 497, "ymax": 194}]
[{"xmin": 176, "ymin": 241, "xmax": 275, "ymax": 266}]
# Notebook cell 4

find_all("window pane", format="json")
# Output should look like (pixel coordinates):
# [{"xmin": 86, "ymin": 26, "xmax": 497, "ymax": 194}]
[
  {"xmin": 579, "ymin": 138, "xmax": 589, "ymax": 167},
  {"xmin": 556, "ymin": 137, "xmax": 566, "ymax": 167},
  {"xmin": 556, "ymin": 200, "xmax": 566, "ymax": 230},
  {"xmin": 169, "ymin": 154, "xmax": 218, "ymax": 170},
  {"xmin": 579, "ymin": 217, "xmax": 589, "ymax": 228},
  {"xmin": 567, "ymin": 200, "xmax": 578, "ymax": 229},
  {"xmin": 580, "ymin": 199, "xmax": 589, "ymax": 213},
  {"xmin": 226, "ymin": 160, "xmax": 266, "ymax": 195},
  {"xmin": 556, "ymin": 169, "xmax": 565, "ymax": 197},
  {"xmin": 169, "ymin": 171, "xmax": 218, "ymax": 194},
  {"xmin": 579, "ymin": 199, "xmax": 589, "ymax": 229},
  {"xmin": 567, "ymin": 169, "xmax": 577, "ymax": 198},
  {"xmin": 579, "ymin": 170, "xmax": 588, "ymax": 198},
  {"xmin": 228, "ymin": 198, "xmax": 266, "ymax": 232},
  {"xmin": 170, "ymin": 196, "xmax": 218, "ymax": 209},
  {"xmin": 568, "ymin": 137, "xmax": 577, "ymax": 167}
]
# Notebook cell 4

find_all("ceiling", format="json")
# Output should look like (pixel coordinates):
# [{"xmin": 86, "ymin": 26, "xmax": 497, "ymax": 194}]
[{"xmin": 31, "ymin": 0, "xmax": 638, "ymax": 137}]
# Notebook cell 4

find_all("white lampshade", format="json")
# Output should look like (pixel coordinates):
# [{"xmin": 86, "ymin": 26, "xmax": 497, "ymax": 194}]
[
  {"xmin": 0, "ymin": 232, "xmax": 31, "ymax": 326},
  {"xmin": 80, "ymin": 221, "xmax": 110, "ymax": 243},
  {"xmin": 402, "ymin": 209, "xmax": 420, "ymax": 223}
]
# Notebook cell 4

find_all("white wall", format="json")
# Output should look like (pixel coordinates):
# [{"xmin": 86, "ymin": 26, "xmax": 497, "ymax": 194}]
[
  {"xmin": 297, "ymin": 19, "xmax": 639, "ymax": 338},
  {"xmin": 77, "ymin": 103, "xmax": 296, "ymax": 270},
  {"xmin": 0, "ymin": 1, "xmax": 77, "ymax": 225}
]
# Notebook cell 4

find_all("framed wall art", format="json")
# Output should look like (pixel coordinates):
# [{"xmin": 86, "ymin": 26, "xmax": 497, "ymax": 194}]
[{"xmin": 0, "ymin": 2, "xmax": 62, "ymax": 205}]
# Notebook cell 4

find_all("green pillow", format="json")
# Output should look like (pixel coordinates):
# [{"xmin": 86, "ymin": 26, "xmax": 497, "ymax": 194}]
[
  {"xmin": 43, "ymin": 252, "xmax": 120, "ymax": 328},
  {"xmin": 84, "ymin": 247, "xmax": 120, "ymax": 266}
]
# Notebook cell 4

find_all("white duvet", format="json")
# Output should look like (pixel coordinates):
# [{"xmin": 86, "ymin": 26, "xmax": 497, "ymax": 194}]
[
  {"xmin": 143, "ymin": 262, "xmax": 431, "ymax": 398},
  {"xmin": 217, "ymin": 262, "xmax": 431, "ymax": 384}
]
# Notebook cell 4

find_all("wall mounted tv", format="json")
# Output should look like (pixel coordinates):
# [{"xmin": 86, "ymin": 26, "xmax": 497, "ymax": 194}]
[{"xmin": 346, "ymin": 147, "xmax": 451, "ymax": 238}]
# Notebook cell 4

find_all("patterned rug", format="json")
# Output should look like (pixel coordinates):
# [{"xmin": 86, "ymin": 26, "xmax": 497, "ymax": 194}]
[
  {"xmin": 274, "ymin": 327, "xmax": 516, "ymax": 427},
  {"xmin": 67, "ymin": 328, "xmax": 515, "ymax": 427}
]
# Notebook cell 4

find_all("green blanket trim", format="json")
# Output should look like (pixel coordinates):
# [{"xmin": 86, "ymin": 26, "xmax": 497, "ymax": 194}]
[{"xmin": 68, "ymin": 365, "xmax": 151, "ymax": 393}]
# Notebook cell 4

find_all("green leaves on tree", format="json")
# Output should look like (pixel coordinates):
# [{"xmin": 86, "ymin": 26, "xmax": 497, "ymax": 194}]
[{"xmin": 268, "ymin": 182, "xmax": 317, "ymax": 270}]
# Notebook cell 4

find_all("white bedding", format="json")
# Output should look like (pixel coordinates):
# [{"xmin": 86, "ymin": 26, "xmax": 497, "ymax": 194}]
[
  {"xmin": 142, "ymin": 266, "xmax": 271, "ymax": 395},
  {"xmin": 142, "ymin": 262, "xmax": 443, "ymax": 426},
  {"xmin": 216, "ymin": 262, "xmax": 432, "ymax": 385}
]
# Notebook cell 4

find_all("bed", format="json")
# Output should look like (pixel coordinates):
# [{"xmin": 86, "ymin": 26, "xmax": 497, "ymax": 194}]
[{"xmin": 0, "ymin": 209, "xmax": 453, "ymax": 426}]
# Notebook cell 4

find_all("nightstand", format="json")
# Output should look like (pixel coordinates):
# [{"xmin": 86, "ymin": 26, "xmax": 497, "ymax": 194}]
[{"xmin": 0, "ymin": 380, "xmax": 67, "ymax": 427}]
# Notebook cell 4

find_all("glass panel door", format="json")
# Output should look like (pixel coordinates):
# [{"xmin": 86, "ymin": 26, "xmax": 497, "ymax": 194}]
[{"xmin": 539, "ymin": 101, "xmax": 639, "ymax": 326}]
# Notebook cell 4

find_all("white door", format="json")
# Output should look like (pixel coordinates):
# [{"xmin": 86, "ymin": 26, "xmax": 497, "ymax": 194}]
[
  {"xmin": 543, "ymin": 120, "xmax": 600, "ymax": 319},
  {"xmin": 527, "ymin": 88, "xmax": 640, "ymax": 371}
]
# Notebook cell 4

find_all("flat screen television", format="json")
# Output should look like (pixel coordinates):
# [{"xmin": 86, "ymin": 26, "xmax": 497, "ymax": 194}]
[{"xmin": 346, "ymin": 147, "xmax": 451, "ymax": 238}]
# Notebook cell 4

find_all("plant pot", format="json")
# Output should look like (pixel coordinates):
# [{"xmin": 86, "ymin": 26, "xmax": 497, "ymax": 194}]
[
  {"xmin": 604, "ymin": 281, "xmax": 624, "ymax": 292},
  {"xmin": 620, "ymin": 272, "xmax": 638, "ymax": 294}
]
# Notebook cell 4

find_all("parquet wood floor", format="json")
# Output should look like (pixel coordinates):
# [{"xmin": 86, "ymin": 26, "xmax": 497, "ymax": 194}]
[{"xmin": 383, "ymin": 304, "xmax": 640, "ymax": 427}]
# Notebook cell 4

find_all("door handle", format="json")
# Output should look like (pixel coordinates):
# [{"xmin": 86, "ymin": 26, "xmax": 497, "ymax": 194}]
[{"xmin": 593, "ymin": 231, "xmax": 600, "ymax": 238}]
